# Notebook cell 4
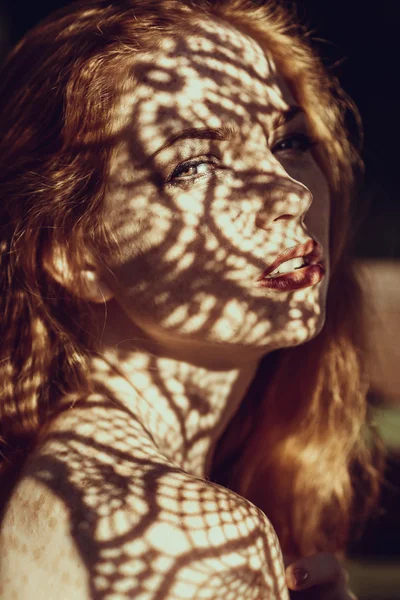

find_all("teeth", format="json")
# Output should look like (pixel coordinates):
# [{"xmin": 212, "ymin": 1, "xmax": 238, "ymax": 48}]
[{"xmin": 267, "ymin": 257, "xmax": 305, "ymax": 277}]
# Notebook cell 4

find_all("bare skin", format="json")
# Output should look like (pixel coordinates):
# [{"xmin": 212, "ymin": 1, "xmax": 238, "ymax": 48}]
[
  {"xmin": 0, "ymin": 16, "xmax": 338, "ymax": 600},
  {"xmin": 82, "ymin": 15, "xmax": 330, "ymax": 479},
  {"xmin": 0, "ymin": 398, "xmax": 288, "ymax": 598}
]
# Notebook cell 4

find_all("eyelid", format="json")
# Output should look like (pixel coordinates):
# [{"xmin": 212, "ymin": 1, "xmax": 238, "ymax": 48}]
[
  {"xmin": 271, "ymin": 118, "xmax": 311, "ymax": 138},
  {"xmin": 166, "ymin": 155, "xmax": 220, "ymax": 186},
  {"xmin": 271, "ymin": 132, "xmax": 319, "ymax": 155}
]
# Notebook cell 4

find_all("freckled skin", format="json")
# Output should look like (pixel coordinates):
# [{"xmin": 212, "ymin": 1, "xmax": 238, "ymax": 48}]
[
  {"xmin": 1, "ymin": 15, "xmax": 331, "ymax": 600},
  {"xmin": 48, "ymin": 516, "xmax": 58, "ymax": 529},
  {"xmin": 61, "ymin": 570, "xmax": 71, "ymax": 585},
  {"xmin": 33, "ymin": 548, "xmax": 43, "ymax": 561}
]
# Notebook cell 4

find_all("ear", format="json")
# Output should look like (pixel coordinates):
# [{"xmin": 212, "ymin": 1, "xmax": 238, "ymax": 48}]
[{"xmin": 43, "ymin": 246, "xmax": 114, "ymax": 303}]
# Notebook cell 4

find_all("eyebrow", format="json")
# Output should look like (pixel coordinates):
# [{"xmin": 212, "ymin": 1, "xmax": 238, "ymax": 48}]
[
  {"xmin": 271, "ymin": 105, "xmax": 305, "ymax": 131},
  {"xmin": 148, "ymin": 105, "xmax": 305, "ymax": 160}
]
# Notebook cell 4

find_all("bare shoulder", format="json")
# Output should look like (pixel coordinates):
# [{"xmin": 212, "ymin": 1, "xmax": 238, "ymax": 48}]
[{"xmin": 0, "ymin": 395, "xmax": 288, "ymax": 599}]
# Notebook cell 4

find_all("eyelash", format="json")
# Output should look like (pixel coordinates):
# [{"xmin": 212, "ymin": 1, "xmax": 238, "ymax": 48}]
[{"xmin": 166, "ymin": 133, "xmax": 319, "ymax": 188}]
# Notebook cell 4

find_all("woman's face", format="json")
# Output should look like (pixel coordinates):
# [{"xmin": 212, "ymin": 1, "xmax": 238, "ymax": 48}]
[{"xmin": 100, "ymin": 17, "xmax": 331, "ymax": 366}]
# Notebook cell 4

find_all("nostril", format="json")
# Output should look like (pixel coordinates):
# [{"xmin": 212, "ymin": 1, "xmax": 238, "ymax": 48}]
[{"xmin": 273, "ymin": 214, "xmax": 292, "ymax": 222}]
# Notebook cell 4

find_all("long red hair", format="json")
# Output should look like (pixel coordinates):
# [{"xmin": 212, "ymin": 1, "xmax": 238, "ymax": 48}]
[{"xmin": 0, "ymin": 0, "xmax": 386, "ymax": 556}]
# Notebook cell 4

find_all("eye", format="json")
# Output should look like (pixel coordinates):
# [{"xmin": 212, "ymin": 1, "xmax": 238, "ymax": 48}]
[
  {"xmin": 272, "ymin": 133, "xmax": 318, "ymax": 156},
  {"xmin": 166, "ymin": 158, "xmax": 218, "ymax": 187}
]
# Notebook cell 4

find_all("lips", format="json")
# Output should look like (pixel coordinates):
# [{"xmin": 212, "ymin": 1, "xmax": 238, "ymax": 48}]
[{"xmin": 255, "ymin": 239, "xmax": 323, "ymax": 282}]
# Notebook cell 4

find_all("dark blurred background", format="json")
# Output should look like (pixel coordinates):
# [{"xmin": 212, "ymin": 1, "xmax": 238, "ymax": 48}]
[{"xmin": 0, "ymin": 1, "xmax": 399, "ymax": 597}]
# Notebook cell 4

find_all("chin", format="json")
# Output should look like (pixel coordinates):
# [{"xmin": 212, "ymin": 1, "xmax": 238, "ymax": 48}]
[
  {"xmin": 269, "ymin": 309, "xmax": 326, "ymax": 352},
  {"xmin": 290, "ymin": 312, "xmax": 326, "ymax": 348}
]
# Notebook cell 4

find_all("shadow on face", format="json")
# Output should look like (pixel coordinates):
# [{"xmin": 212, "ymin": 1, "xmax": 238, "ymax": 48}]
[{"xmin": 89, "ymin": 17, "xmax": 331, "ymax": 368}]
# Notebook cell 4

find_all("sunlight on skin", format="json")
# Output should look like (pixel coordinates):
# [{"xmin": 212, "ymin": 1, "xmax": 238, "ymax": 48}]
[
  {"xmin": 89, "ymin": 16, "xmax": 330, "ymax": 481},
  {"xmin": 1, "ymin": 17, "xmax": 331, "ymax": 600},
  {"xmin": 5, "ymin": 397, "xmax": 287, "ymax": 598}
]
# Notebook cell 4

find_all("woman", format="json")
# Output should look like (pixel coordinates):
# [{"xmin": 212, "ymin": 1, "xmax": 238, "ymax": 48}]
[{"xmin": 0, "ymin": 0, "xmax": 386, "ymax": 597}]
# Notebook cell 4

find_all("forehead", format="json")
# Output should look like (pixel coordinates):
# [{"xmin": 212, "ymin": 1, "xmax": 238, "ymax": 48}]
[{"xmin": 115, "ymin": 18, "xmax": 296, "ymax": 147}]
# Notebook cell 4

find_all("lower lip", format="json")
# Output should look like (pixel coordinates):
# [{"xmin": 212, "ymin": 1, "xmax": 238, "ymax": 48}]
[{"xmin": 254, "ymin": 263, "xmax": 325, "ymax": 291}]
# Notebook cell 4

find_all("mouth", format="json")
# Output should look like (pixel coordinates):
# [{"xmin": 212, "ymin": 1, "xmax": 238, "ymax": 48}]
[{"xmin": 254, "ymin": 239, "xmax": 325, "ymax": 291}]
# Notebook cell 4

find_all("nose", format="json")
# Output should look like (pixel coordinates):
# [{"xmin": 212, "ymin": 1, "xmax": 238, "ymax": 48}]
[{"xmin": 254, "ymin": 172, "xmax": 313, "ymax": 228}]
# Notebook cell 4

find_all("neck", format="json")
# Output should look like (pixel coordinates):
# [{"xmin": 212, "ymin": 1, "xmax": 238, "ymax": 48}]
[{"xmin": 89, "ymin": 348, "xmax": 261, "ymax": 478}]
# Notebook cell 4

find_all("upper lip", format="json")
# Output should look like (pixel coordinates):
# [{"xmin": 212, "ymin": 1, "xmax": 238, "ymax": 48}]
[{"xmin": 255, "ymin": 239, "xmax": 323, "ymax": 282}]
